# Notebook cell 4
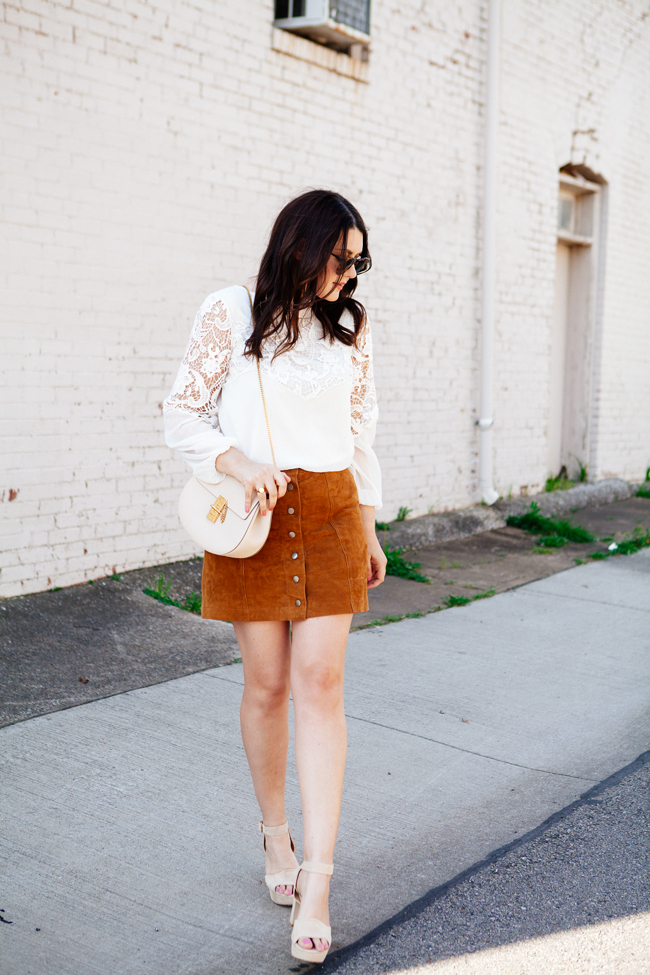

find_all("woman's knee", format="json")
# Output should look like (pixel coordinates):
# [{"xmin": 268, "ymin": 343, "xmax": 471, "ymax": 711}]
[
  {"xmin": 244, "ymin": 673, "xmax": 290, "ymax": 712},
  {"xmin": 292, "ymin": 661, "xmax": 344, "ymax": 708}
]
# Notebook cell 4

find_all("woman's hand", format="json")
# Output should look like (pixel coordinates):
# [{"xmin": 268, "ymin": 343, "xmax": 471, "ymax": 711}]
[
  {"xmin": 359, "ymin": 504, "xmax": 387, "ymax": 590},
  {"xmin": 216, "ymin": 447, "xmax": 290, "ymax": 515}
]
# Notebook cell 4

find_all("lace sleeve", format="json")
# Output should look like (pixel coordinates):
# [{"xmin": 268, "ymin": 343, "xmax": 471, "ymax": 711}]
[
  {"xmin": 164, "ymin": 295, "xmax": 232, "ymax": 417},
  {"xmin": 350, "ymin": 316, "xmax": 379, "ymax": 435},
  {"xmin": 163, "ymin": 293, "xmax": 239, "ymax": 484}
]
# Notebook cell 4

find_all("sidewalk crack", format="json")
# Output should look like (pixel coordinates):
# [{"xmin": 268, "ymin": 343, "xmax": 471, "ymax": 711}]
[
  {"xmin": 344, "ymin": 713, "xmax": 597, "ymax": 781},
  {"xmin": 524, "ymin": 590, "xmax": 650, "ymax": 613}
]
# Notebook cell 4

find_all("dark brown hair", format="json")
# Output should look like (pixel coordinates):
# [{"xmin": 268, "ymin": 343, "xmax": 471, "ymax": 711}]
[{"xmin": 245, "ymin": 189, "xmax": 370, "ymax": 360}]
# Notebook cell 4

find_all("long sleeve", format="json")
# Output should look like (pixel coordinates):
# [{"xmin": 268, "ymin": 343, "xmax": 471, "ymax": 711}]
[
  {"xmin": 349, "ymin": 318, "xmax": 383, "ymax": 509},
  {"xmin": 163, "ymin": 293, "xmax": 239, "ymax": 483}
]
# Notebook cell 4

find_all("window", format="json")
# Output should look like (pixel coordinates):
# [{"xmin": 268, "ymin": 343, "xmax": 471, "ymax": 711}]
[
  {"xmin": 556, "ymin": 175, "xmax": 596, "ymax": 245},
  {"xmin": 274, "ymin": 0, "xmax": 371, "ymax": 53}
]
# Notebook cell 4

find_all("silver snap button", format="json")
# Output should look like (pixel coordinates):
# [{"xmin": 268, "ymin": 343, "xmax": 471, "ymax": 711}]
[
  {"xmin": 291, "ymin": 552, "xmax": 298, "ymax": 560},
  {"xmin": 293, "ymin": 575, "xmax": 299, "ymax": 583},
  {"xmin": 288, "ymin": 507, "xmax": 295, "ymax": 514},
  {"xmin": 287, "ymin": 484, "xmax": 294, "ymax": 491},
  {"xmin": 295, "ymin": 599, "xmax": 301, "ymax": 607},
  {"xmin": 288, "ymin": 531, "xmax": 295, "ymax": 538}
]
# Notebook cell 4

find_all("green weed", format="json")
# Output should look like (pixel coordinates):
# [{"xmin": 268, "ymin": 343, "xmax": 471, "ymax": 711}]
[
  {"xmin": 182, "ymin": 591, "xmax": 202, "ymax": 614},
  {"xmin": 576, "ymin": 461, "xmax": 588, "ymax": 483},
  {"xmin": 445, "ymin": 594, "xmax": 472, "ymax": 607},
  {"xmin": 545, "ymin": 473, "xmax": 573, "ymax": 492},
  {"xmin": 383, "ymin": 546, "xmax": 431, "ymax": 583},
  {"xmin": 395, "ymin": 506, "xmax": 413, "ymax": 522},
  {"xmin": 354, "ymin": 609, "xmax": 440, "ymax": 631},
  {"xmin": 637, "ymin": 484, "xmax": 650, "ymax": 499},
  {"xmin": 375, "ymin": 521, "xmax": 391, "ymax": 531},
  {"xmin": 537, "ymin": 535, "xmax": 566, "ymax": 548},
  {"xmin": 583, "ymin": 528, "xmax": 650, "ymax": 562},
  {"xmin": 150, "ymin": 572, "xmax": 172, "ymax": 598},
  {"xmin": 444, "ymin": 588, "xmax": 494, "ymax": 608},
  {"xmin": 143, "ymin": 572, "xmax": 202, "ymax": 614},
  {"xmin": 507, "ymin": 502, "xmax": 594, "ymax": 543}
]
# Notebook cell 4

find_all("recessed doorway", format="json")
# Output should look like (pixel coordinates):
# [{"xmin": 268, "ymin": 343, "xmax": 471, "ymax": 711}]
[{"xmin": 548, "ymin": 171, "xmax": 602, "ymax": 482}]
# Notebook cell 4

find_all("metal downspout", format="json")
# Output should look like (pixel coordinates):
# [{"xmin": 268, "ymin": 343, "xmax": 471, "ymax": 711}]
[{"xmin": 478, "ymin": 0, "xmax": 500, "ymax": 505}]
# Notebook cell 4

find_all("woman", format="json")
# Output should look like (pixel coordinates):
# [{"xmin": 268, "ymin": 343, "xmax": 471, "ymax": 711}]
[{"xmin": 164, "ymin": 189, "xmax": 386, "ymax": 964}]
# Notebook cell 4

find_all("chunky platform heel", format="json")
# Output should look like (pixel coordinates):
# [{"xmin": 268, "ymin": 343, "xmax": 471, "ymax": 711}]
[
  {"xmin": 260, "ymin": 820, "xmax": 298, "ymax": 906},
  {"xmin": 290, "ymin": 860, "xmax": 334, "ymax": 964}
]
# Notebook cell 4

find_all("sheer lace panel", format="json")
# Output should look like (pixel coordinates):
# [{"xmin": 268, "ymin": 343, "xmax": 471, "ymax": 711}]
[
  {"xmin": 165, "ymin": 292, "xmax": 377, "ymax": 434},
  {"xmin": 257, "ymin": 311, "xmax": 352, "ymax": 400},
  {"xmin": 350, "ymin": 318, "xmax": 378, "ymax": 435},
  {"xmin": 164, "ymin": 296, "xmax": 232, "ymax": 418}
]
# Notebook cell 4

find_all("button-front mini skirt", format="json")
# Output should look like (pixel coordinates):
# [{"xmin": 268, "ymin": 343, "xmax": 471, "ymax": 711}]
[{"xmin": 201, "ymin": 468, "xmax": 369, "ymax": 622}]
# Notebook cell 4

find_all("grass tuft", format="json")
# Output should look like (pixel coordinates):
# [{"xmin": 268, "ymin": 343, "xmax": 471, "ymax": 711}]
[
  {"xmin": 395, "ymin": 506, "xmax": 413, "ymax": 522},
  {"xmin": 375, "ymin": 521, "xmax": 391, "ymax": 531},
  {"xmin": 445, "ymin": 594, "xmax": 472, "ymax": 607},
  {"xmin": 582, "ymin": 528, "xmax": 650, "ymax": 562},
  {"xmin": 143, "ymin": 572, "xmax": 202, "ymax": 614},
  {"xmin": 537, "ymin": 535, "xmax": 566, "ymax": 549},
  {"xmin": 545, "ymin": 474, "xmax": 573, "ymax": 492},
  {"xmin": 445, "ymin": 588, "xmax": 494, "ymax": 608},
  {"xmin": 507, "ymin": 502, "xmax": 594, "ymax": 543},
  {"xmin": 383, "ymin": 546, "xmax": 431, "ymax": 584}
]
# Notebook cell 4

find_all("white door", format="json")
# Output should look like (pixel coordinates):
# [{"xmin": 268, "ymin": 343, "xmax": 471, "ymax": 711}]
[{"xmin": 548, "ymin": 242, "xmax": 570, "ymax": 476}]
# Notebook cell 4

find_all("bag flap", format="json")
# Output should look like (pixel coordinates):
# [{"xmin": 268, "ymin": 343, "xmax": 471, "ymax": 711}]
[{"xmin": 195, "ymin": 477, "xmax": 259, "ymax": 522}]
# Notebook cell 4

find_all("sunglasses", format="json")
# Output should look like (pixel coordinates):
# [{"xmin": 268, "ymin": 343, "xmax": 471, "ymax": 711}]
[{"xmin": 331, "ymin": 253, "xmax": 372, "ymax": 276}]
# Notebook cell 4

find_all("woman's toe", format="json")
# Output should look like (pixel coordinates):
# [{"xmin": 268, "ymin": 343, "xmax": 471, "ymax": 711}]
[{"xmin": 298, "ymin": 937, "xmax": 328, "ymax": 952}]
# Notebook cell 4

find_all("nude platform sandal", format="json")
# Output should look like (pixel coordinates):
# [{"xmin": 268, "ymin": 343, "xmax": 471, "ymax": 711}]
[
  {"xmin": 260, "ymin": 820, "xmax": 298, "ymax": 906},
  {"xmin": 289, "ymin": 861, "xmax": 334, "ymax": 964}
]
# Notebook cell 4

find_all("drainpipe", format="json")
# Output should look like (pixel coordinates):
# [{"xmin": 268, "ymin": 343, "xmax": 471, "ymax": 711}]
[{"xmin": 478, "ymin": 0, "xmax": 500, "ymax": 505}]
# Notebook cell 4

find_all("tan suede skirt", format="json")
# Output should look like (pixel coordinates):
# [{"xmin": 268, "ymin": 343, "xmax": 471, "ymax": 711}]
[{"xmin": 201, "ymin": 468, "xmax": 369, "ymax": 622}]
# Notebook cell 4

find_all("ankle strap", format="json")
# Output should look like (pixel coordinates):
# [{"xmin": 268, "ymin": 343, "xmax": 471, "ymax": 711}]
[
  {"xmin": 259, "ymin": 820, "xmax": 289, "ymax": 837},
  {"xmin": 260, "ymin": 819, "xmax": 295, "ymax": 854},
  {"xmin": 301, "ymin": 860, "xmax": 334, "ymax": 876}
]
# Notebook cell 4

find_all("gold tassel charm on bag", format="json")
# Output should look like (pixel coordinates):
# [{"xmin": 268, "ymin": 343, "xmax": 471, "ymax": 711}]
[{"xmin": 206, "ymin": 496, "xmax": 228, "ymax": 524}]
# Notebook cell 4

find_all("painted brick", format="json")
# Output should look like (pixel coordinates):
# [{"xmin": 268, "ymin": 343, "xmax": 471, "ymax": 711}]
[{"xmin": 1, "ymin": 0, "xmax": 648, "ymax": 596}]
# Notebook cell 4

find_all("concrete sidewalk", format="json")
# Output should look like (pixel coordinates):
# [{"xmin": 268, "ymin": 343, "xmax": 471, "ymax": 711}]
[{"xmin": 2, "ymin": 550, "xmax": 649, "ymax": 975}]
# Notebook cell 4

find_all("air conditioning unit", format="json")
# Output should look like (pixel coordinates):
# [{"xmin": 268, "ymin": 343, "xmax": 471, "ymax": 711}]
[{"xmin": 274, "ymin": 1, "xmax": 371, "ymax": 49}]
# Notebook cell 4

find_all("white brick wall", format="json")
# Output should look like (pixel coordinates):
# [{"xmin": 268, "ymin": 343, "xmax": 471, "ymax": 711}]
[{"xmin": 1, "ymin": 0, "xmax": 649, "ymax": 596}]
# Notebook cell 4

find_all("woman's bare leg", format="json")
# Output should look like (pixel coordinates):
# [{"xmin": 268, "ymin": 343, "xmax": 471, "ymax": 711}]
[
  {"xmin": 290, "ymin": 613, "xmax": 352, "ymax": 951},
  {"xmin": 234, "ymin": 620, "xmax": 299, "ymax": 894}
]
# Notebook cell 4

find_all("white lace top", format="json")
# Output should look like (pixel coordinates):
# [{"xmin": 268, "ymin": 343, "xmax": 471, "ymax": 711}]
[{"xmin": 163, "ymin": 285, "xmax": 382, "ymax": 508}]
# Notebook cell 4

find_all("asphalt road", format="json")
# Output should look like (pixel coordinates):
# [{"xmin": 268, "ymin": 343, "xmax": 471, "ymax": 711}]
[{"xmin": 326, "ymin": 752, "xmax": 650, "ymax": 974}]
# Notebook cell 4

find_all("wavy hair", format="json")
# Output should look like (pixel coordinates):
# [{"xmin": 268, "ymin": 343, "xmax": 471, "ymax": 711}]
[{"xmin": 245, "ymin": 189, "xmax": 370, "ymax": 360}]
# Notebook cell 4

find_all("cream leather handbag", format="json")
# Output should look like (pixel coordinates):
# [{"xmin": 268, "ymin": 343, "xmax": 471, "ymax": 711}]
[{"xmin": 177, "ymin": 287, "xmax": 277, "ymax": 558}]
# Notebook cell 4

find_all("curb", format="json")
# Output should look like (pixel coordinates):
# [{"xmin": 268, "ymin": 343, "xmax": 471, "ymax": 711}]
[{"xmin": 382, "ymin": 479, "xmax": 637, "ymax": 550}]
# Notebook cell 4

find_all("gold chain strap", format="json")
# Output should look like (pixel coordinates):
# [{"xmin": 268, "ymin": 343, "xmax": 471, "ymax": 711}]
[{"xmin": 244, "ymin": 286, "xmax": 277, "ymax": 468}]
